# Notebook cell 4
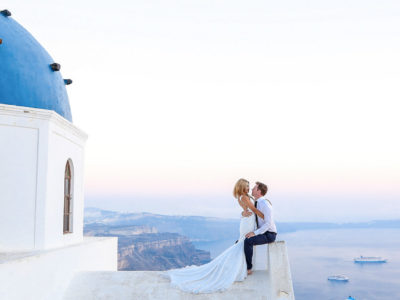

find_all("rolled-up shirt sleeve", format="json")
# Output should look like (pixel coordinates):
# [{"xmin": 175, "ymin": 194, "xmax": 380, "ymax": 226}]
[{"xmin": 254, "ymin": 201, "xmax": 273, "ymax": 235}]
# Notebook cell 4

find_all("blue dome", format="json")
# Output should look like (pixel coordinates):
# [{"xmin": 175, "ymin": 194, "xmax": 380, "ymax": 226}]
[{"xmin": 0, "ymin": 12, "xmax": 72, "ymax": 121}]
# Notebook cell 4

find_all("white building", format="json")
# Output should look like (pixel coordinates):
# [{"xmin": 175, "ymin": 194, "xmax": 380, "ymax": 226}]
[
  {"xmin": 0, "ymin": 9, "xmax": 294, "ymax": 300},
  {"xmin": 0, "ymin": 8, "xmax": 117, "ymax": 300}
]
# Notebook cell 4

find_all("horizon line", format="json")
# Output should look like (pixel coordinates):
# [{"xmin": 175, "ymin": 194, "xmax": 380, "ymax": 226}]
[{"xmin": 84, "ymin": 206, "xmax": 400, "ymax": 224}]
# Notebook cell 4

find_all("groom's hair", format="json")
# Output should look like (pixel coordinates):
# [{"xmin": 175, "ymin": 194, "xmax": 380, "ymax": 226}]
[{"xmin": 256, "ymin": 182, "xmax": 268, "ymax": 196}]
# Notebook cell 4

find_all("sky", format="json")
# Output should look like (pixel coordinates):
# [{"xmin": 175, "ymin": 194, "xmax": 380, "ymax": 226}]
[{"xmin": 4, "ymin": 0, "xmax": 400, "ymax": 221}]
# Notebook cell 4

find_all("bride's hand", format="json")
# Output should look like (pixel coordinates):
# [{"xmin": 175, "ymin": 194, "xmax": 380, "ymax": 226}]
[
  {"xmin": 241, "ymin": 211, "xmax": 252, "ymax": 217},
  {"xmin": 245, "ymin": 232, "xmax": 255, "ymax": 238}
]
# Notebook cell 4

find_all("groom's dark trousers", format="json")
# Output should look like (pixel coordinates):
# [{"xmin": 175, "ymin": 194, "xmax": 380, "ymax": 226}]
[{"xmin": 244, "ymin": 231, "xmax": 277, "ymax": 270}]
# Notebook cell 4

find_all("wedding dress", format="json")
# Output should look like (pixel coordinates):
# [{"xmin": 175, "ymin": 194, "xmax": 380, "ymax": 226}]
[{"xmin": 164, "ymin": 209, "xmax": 256, "ymax": 293}]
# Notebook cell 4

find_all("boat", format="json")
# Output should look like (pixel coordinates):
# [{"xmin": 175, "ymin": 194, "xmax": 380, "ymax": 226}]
[
  {"xmin": 327, "ymin": 275, "xmax": 349, "ymax": 282},
  {"xmin": 354, "ymin": 256, "xmax": 387, "ymax": 263},
  {"xmin": 346, "ymin": 296, "xmax": 356, "ymax": 300}
]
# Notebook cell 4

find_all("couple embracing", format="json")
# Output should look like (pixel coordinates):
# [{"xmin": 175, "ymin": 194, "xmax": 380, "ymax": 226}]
[{"xmin": 165, "ymin": 179, "xmax": 277, "ymax": 294}]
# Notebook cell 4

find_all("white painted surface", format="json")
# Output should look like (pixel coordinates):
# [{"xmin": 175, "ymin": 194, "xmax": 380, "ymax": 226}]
[
  {"xmin": 267, "ymin": 241, "xmax": 295, "ymax": 300},
  {"xmin": 0, "ymin": 237, "xmax": 117, "ymax": 300},
  {"xmin": 254, "ymin": 243, "xmax": 269, "ymax": 271},
  {"xmin": 0, "ymin": 104, "xmax": 87, "ymax": 251},
  {"xmin": 43, "ymin": 121, "xmax": 86, "ymax": 249},
  {"xmin": 254, "ymin": 242, "xmax": 295, "ymax": 299},
  {"xmin": 0, "ymin": 123, "xmax": 38, "ymax": 249},
  {"xmin": 64, "ymin": 270, "xmax": 272, "ymax": 300}
]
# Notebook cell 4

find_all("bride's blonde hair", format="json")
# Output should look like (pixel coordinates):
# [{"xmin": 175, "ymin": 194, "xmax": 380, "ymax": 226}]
[{"xmin": 233, "ymin": 178, "xmax": 249, "ymax": 199}]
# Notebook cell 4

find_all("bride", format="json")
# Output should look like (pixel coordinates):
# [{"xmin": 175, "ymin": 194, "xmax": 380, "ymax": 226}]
[{"xmin": 164, "ymin": 178, "xmax": 264, "ymax": 293}]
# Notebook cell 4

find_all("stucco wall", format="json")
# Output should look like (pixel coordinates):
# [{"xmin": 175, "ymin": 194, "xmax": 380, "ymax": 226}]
[
  {"xmin": 0, "ymin": 121, "xmax": 38, "ymax": 249},
  {"xmin": 0, "ymin": 104, "xmax": 87, "ymax": 251},
  {"xmin": 0, "ymin": 237, "xmax": 117, "ymax": 300}
]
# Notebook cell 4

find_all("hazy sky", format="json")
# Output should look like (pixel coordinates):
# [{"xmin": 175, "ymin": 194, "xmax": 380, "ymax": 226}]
[{"xmin": 5, "ymin": 0, "xmax": 400, "ymax": 221}]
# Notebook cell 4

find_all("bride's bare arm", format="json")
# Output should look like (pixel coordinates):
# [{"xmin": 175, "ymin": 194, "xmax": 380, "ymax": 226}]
[{"xmin": 242, "ymin": 196, "xmax": 264, "ymax": 219}]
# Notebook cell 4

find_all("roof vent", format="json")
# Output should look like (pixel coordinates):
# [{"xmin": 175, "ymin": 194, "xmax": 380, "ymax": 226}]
[{"xmin": 50, "ymin": 63, "xmax": 61, "ymax": 71}]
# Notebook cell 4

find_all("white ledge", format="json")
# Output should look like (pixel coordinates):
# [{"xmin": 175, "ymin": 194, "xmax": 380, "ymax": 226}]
[{"xmin": 0, "ymin": 104, "xmax": 88, "ymax": 141}]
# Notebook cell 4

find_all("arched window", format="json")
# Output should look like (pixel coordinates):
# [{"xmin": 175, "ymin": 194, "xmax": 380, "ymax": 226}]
[{"xmin": 63, "ymin": 160, "xmax": 73, "ymax": 234}]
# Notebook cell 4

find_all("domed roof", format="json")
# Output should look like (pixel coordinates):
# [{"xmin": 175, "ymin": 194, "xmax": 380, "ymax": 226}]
[{"xmin": 0, "ymin": 11, "xmax": 72, "ymax": 121}]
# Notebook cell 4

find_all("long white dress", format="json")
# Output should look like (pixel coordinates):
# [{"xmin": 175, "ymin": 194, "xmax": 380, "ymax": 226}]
[{"xmin": 164, "ymin": 210, "xmax": 256, "ymax": 293}]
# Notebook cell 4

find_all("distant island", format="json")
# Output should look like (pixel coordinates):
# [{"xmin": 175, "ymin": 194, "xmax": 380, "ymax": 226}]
[{"xmin": 84, "ymin": 207, "xmax": 400, "ymax": 271}]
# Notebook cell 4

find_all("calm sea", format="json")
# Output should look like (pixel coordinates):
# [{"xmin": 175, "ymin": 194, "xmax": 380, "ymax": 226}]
[{"xmin": 193, "ymin": 228, "xmax": 400, "ymax": 300}]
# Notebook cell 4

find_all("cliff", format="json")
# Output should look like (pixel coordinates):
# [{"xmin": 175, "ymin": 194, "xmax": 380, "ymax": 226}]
[
  {"xmin": 117, "ymin": 233, "xmax": 210, "ymax": 270},
  {"xmin": 84, "ymin": 223, "xmax": 210, "ymax": 271}
]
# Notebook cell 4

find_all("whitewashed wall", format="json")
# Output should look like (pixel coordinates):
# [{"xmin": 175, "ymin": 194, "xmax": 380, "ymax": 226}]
[
  {"xmin": 0, "ymin": 104, "xmax": 87, "ymax": 250},
  {"xmin": 0, "ymin": 237, "xmax": 118, "ymax": 300},
  {"xmin": 0, "ymin": 121, "xmax": 38, "ymax": 249}
]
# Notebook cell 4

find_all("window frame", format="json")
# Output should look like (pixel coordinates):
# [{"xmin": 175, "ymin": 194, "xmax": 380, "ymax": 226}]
[{"xmin": 63, "ymin": 160, "xmax": 73, "ymax": 234}]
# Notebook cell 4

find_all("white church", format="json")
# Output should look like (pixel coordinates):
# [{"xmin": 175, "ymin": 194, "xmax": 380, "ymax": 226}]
[{"xmin": 0, "ymin": 9, "xmax": 295, "ymax": 300}]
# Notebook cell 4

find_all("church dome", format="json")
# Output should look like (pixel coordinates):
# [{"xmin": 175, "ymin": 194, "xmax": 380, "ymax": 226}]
[{"xmin": 0, "ymin": 10, "xmax": 72, "ymax": 122}]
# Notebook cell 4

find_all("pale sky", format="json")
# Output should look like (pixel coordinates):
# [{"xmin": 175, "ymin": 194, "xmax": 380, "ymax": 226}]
[{"xmin": 5, "ymin": 0, "xmax": 400, "ymax": 221}]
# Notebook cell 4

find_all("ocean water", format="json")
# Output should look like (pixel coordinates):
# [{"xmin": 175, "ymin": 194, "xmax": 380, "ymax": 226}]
[{"xmin": 194, "ymin": 228, "xmax": 400, "ymax": 300}]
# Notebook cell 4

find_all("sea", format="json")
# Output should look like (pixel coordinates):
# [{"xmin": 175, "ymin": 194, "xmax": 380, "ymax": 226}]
[{"xmin": 193, "ymin": 228, "xmax": 400, "ymax": 300}]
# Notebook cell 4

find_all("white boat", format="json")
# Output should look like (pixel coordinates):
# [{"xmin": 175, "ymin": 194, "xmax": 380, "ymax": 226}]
[
  {"xmin": 327, "ymin": 275, "xmax": 349, "ymax": 282},
  {"xmin": 354, "ymin": 256, "xmax": 387, "ymax": 263}
]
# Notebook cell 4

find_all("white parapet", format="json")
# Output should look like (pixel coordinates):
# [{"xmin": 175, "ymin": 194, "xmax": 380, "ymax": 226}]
[
  {"xmin": 0, "ymin": 237, "xmax": 118, "ymax": 300},
  {"xmin": 254, "ymin": 241, "xmax": 295, "ymax": 300}
]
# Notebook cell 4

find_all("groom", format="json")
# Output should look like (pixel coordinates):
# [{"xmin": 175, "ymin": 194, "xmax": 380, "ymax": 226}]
[{"xmin": 244, "ymin": 181, "xmax": 277, "ymax": 275}]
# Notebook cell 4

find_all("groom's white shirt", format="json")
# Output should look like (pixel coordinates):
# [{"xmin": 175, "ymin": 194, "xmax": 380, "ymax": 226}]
[{"xmin": 254, "ymin": 197, "xmax": 277, "ymax": 235}]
